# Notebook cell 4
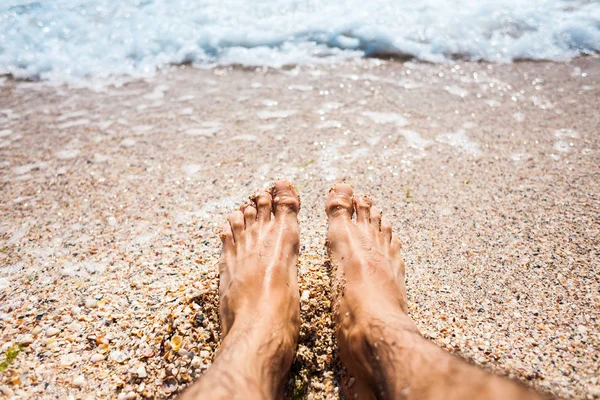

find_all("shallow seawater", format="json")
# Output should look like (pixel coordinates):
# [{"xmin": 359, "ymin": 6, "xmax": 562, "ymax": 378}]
[{"xmin": 1, "ymin": 0, "xmax": 599, "ymax": 84}]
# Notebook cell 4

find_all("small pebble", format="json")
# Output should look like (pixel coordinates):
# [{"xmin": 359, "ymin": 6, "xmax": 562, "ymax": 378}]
[
  {"xmin": 72, "ymin": 375, "xmax": 86, "ymax": 388},
  {"xmin": 46, "ymin": 327, "xmax": 60, "ymax": 337},
  {"xmin": 90, "ymin": 354, "xmax": 105, "ymax": 363},
  {"xmin": 19, "ymin": 334, "xmax": 34, "ymax": 345},
  {"xmin": 60, "ymin": 353, "xmax": 80, "ymax": 367},
  {"xmin": 85, "ymin": 298, "xmax": 98, "ymax": 308},
  {"xmin": 136, "ymin": 365, "xmax": 147, "ymax": 378},
  {"xmin": 301, "ymin": 290, "xmax": 310, "ymax": 302},
  {"xmin": 191, "ymin": 356, "xmax": 202, "ymax": 368}
]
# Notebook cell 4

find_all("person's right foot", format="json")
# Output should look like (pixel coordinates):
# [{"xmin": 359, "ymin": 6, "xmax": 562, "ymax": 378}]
[{"xmin": 325, "ymin": 183, "xmax": 414, "ymax": 399}]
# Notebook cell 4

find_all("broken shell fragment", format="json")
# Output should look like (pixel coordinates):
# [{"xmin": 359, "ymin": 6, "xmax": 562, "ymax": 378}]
[
  {"xmin": 170, "ymin": 335, "xmax": 183, "ymax": 351},
  {"xmin": 162, "ymin": 376, "xmax": 178, "ymax": 394}
]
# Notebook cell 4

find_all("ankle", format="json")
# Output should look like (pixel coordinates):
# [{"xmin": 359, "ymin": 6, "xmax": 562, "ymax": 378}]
[
  {"xmin": 227, "ymin": 311, "xmax": 298, "ymax": 352},
  {"xmin": 338, "ymin": 284, "xmax": 407, "ymax": 322}
]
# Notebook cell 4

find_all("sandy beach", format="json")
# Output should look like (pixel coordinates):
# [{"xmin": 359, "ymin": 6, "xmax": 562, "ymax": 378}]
[{"xmin": 0, "ymin": 57, "xmax": 599, "ymax": 399}]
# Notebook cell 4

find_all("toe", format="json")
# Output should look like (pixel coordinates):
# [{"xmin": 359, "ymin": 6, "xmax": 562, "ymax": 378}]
[
  {"xmin": 326, "ymin": 183, "xmax": 354, "ymax": 220},
  {"xmin": 370, "ymin": 206, "xmax": 382, "ymax": 229},
  {"xmin": 272, "ymin": 179, "xmax": 300, "ymax": 219},
  {"xmin": 242, "ymin": 203, "xmax": 257, "ymax": 227},
  {"xmin": 228, "ymin": 211, "xmax": 245, "ymax": 242},
  {"xmin": 381, "ymin": 218, "xmax": 393, "ymax": 244},
  {"xmin": 254, "ymin": 189, "xmax": 273, "ymax": 223},
  {"xmin": 354, "ymin": 195, "xmax": 372, "ymax": 224},
  {"xmin": 220, "ymin": 222, "xmax": 235, "ymax": 251}
]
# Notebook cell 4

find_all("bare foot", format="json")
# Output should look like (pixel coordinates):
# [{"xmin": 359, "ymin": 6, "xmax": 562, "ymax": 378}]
[
  {"xmin": 219, "ymin": 179, "xmax": 301, "ymax": 341},
  {"xmin": 180, "ymin": 179, "xmax": 301, "ymax": 400},
  {"xmin": 326, "ymin": 183, "xmax": 408, "ymax": 317},
  {"xmin": 326, "ymin": 184, "xmax": 543, "ymax": 400},
  {"xmin": 326, "ymin": 183, "xmax": 412, "ymax": 399}
]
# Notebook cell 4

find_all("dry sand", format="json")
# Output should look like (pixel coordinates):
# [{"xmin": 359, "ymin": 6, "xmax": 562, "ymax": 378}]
[{"xmin": 0, "ymin": 57, "xmax": 599, "ymax": 399}]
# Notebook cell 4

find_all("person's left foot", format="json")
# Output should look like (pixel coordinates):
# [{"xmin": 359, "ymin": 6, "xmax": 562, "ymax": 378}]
[{"xmin": 219, "ymin": 179, "xmax": 301, "ymax": 348}]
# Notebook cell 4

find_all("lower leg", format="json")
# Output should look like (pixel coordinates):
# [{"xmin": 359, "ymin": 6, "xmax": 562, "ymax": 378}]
[
  {"xmin": 326, "ymin": 184, "xmax": 543, "ymax": 400},
  {"xmin": 179, "ymin": 180, "xmax": 302, "ymax": 400}
]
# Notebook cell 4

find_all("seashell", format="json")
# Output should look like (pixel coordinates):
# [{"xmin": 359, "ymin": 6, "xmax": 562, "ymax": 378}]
[
  {"xmin": 162, "ymin": 376, "xmax": 178, "ymax": 394},
  {"xmin": 109, "ymin": 350, "xmax": 128, "ymax": 363},
  {"xmin": 170, "ymin": 335, "xmax": 183, "ymax": 351},
  {"xmin": 98, "ymin": 343, "xmax": 109, "ymax": 353}
]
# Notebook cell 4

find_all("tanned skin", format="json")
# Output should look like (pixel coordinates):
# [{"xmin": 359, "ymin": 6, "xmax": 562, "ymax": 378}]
[{"xmin": 179, "ymin": 180, "xmax": 544, "ymax": 400}]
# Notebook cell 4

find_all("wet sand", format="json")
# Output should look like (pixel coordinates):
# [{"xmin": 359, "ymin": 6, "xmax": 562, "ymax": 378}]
[{"xmin": 0, "ymin": 57, "xmax": 599, "ymax": 399}]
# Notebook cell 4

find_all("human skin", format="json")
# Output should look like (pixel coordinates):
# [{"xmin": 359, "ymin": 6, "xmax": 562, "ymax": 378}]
[
  {"xmin": 178, "ymin": 181, "xmax": 544, "ymax": 400},
  {"xmin": 178, "ymin": 179, "xmax": 301, "ymax": 399},
  {"xmin": 325, "ymin": 183, "xmax": 544, "ymax": 400}
]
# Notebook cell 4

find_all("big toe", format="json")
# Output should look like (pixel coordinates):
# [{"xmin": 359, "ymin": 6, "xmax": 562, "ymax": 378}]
[
  {"xmin": 326, "ymin": 183, "xmax": 354, "ymax": 220},
  {"xmin": 272, "ymin": 179, "xmax": 300, "ymax": 219}
]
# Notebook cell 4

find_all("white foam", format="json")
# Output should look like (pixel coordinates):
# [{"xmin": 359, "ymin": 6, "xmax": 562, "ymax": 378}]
[
  {"xmin": 8, "ymin": 223, "xmax": 29, "ymax": 244},
  {"xmin": 262, "ymin": 99, "xmax": 279, "ymax": 107},
  {"xmin": 55, "ymin": 149, "xmax": 80, "ymax": 159},
  {"xmin": 120, "ymin": 138, "xmax": 136, "ymax": 147},
  {"xmin": 93, "ymin": 154, "xmax": 110, "ymax": 163},
  {"xmin": 259, "ymin": 124, "xmax": 277, "ymax": 131},
  {"xmin": 316, "ymin": 120, "xmax": 342, "ymax": 130},
  {"xmin": 257, "ymin": 110, "xmax": 297, "ymax": 120},
  {"xmin": 288, "ymin": 85, "xmax": 313, "ymax": 92},
  {"xmin": 97, "ymin": 121, "xmax": 114, "ymax": 131},
  {"xmin": 555, "ymin": 128, "xmax": 579, "ymax": 139},
  {"xmin": 177, "ymin": 95, "xmax": 195, "ymax": 102},
  {"xmin": 61, "ymin": 262, "xmax": 107, "ymax": 278},
  {"xmin": 323, "ymin": 102, "xmax": 344, "ymax": 110},
  {"xmin": 365, "ymin": 136, "xmax": 381, "ymax": 146},
  {"xmin": 362, "ymin": 112, "xmax": 407, "ymax": 126},
  {"xmin": 0, "ymin": 129, "xmax": 12, "ymax": 138},
  {"xmin": 182, "ymin": 164, "xmax": 203, "ymax": 175},
  {"xmin": 530, "ymin": 95, "xmax": 554, "ymax": 110},
  {"xmin": 132, "ymin": 125, "xmax": 154, "ymax": 135},
  {"xmin": 143, "ymin": 85, "xmax": 169, "ymax": 100},
  {"xmin": 513, "ymin": 112, "xmax": 526, "ymax": 122},
  {"xmin": 553, "ymin": 129, "xmax": 579, "ymax": 153},
  {"xmin": 184, "ymin": 127, "xmax": 219, "ymax": 137},
  {"xmin": 445, "ymin": 85, "xmax": 469, "ymax": 98},
  {"xmin": 230, "ymin": 134, "xmax": 257, "ymax": 141},
  {"xmin": 553, "ymin": 141, "xmax": 571, "ymax": 153},
  {"xmin": 436, "ymin": 130, "xmax": 481, "ymax": 156},
  {"xmin": 2, "ymin": 0, "xmax": 598, "ymax": 84},
  {"xmin": 13, "ymin": 162, "xmax": 47, "ymax": 175},
  {"xmin": 398, "ymin": 130, "xmax": 432, "ymax": 150},
  {"xmin": 57, "ymin": 119, "xmax": 90, "ymax": 130}
]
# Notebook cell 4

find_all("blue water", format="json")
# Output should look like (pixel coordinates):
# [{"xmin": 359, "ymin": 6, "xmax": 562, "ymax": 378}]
[{"xmin": 1, "ymin": 0, "xmax": 599, "ymax": 83}]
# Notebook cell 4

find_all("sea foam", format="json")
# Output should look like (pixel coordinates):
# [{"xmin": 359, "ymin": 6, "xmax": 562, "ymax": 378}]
[{"xmin": 0, "ymin": 0, "xmax": 599, "ymax": 84}]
